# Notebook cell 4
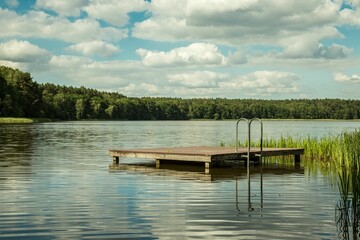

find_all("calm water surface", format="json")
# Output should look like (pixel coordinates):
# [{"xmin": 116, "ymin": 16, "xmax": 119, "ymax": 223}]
[{"xmin": 0, "ymin": 120, "xmax": 359, "ymax": 239}]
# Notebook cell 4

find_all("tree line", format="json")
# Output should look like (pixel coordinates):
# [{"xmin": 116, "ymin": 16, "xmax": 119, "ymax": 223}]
[{"xmin": 0, "ymin": 66, "xmax": 359, "ymax": 120}]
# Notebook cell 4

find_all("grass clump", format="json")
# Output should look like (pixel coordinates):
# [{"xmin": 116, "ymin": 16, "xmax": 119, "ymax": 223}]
[
  {"xmin": 0, "ymin": 117, "xmax": 51, "ymax": 124},
  {"xmin": 337, "ymin": 131, "xmax": 360, "ymax": 170}
]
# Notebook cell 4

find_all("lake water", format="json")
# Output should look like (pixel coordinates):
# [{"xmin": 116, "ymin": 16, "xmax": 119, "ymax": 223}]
[{"xmin": 0, "ymin": 120, "xmax": 359, "ymax": 239}]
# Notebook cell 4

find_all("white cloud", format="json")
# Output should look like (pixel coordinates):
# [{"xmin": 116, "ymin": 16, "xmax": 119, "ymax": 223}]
[
  {"xmin": 168, "ymin": 71, "xmax": 228, "ymax": 88},
  {"xmin": 35, "ymin": 0, "xmax": 88, "ymax": 16},
  {"xmin": 47, "ymin": 56, "xmax": 151, "ymax": 90},
  {"xmin": 136, "ymin": 43, "xmax": 227, "ymax": 67},
  {"xmin": 84, "ymin": 0, "xmax": 149, "ymax": 26},
  {"xmin": 228, "ymin": 50, "xmax": 247, "ymax": 64},
  {"xmin": 186, "ymin": 0, "xmax": 257, "ymax": 14},
  {"xmin": 282, "ymin": 38, "xmax": 324, "ymax": 59},
  {"xmin": 315, "ymin": 44, "xmax": 351, "ymax": 59},
  {"xmin": 49, "ymin": 55, "xmax": 92, "ymax": 69},
  {"xmin": 283, "ymin": 41, "xmax": 351, "ymax": 59},
  {"xmin": 35, "ymin": 0, "xmax": 149, "ymax": 26},
  {"xmin": 0, "ymin": 9, "xmax": 127, "ymax": 43},
  {"xmin": 171, "ymin": 87, "xmax": 218, "ymax": 98},
  {"xmin": 278, "ymin": 24, "xmax": 346, "ymax": 58},
  {"xmin": 0, "ymin": 39, "xmax": 50, "ymax": 62},
  {"xmin": 146, "ymin": 0, "xmax": 257, "ymax": 18},
  {"xmin": 133, "ymin": 17, "xmax": 187, "ymax": 42},
  {"xmin": 221, "ymin": 71, "xmax": 300, "ymax": 96},
  {"xmin": 334, "ymin": 72, "xmax": 360, "ymax": 83},
  {"xmin": 67, "ymin": 41, "xmax": 120, "ymax": 57},
  {"xmin": 133, "ymin": 0, "xmax": 341, "ymax": 48},
  {"xmin": 119, "ymin": 83, "xmax": 160, "ymax": 96},
  {"xmin": 0, "ymin": 60, "xmax": 25, "ymax": 70}
]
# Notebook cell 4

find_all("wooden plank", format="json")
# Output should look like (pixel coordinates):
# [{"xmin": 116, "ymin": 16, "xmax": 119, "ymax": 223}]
[
  {"xmin": 109, "ymin": 147, "xmax": 304, "ymax": 159},
  {"xmin": 109, "ymin": 150, "xmax": 211, "ymax": 162}
]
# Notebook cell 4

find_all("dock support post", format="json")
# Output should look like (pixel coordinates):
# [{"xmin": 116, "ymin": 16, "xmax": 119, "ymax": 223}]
[
  {"xmin": 205, "ymin": 162, "xmax": 210, "ymax": 174},
  {"xmin": 294, "ymin": 154, "xmax": 301, "ymax": 164},
  {"xmin": 156, "ymin": 159, "xmax": 161, "ymax": 168},
  {"xmin": 113, "ymin": 156, "xmax": 119, "ymax": 164}
]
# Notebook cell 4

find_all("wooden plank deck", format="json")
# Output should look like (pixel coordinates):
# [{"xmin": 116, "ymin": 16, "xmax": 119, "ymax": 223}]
[{"xmin": 109, "ymin": 146, "xmax": 304, "ymax": 170}]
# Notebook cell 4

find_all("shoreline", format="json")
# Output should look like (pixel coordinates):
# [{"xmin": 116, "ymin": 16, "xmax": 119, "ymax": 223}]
[{"xmin": 1, "ymin": 117, "xmax": 359, "ymax": 124}]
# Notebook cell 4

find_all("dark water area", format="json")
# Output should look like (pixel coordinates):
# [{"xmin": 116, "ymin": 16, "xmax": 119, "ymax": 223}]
[{"xmin": 0, "ymin": 120, "xmax": 359, "ymax": 239}]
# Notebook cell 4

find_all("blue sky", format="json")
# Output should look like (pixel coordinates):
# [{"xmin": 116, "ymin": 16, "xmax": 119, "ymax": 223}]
[{"xmin": 0, "ymin": 0, "xmax": 360, "ymax": 99}]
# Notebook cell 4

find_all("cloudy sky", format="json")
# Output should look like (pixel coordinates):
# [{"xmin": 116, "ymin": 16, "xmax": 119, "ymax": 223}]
[{"xmin": 0, "ymin": 0, "xmax": 360, "ymax": 99}]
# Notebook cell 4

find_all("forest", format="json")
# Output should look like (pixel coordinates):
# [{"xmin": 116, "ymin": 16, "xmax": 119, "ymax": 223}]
[{"xmin": 0, "ymin": 65, "xmax": 359, "ymax": 120}]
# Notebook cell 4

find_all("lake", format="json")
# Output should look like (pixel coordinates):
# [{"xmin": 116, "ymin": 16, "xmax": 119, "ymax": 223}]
[{"xmin": 0, "ymin": 120, "xmax": 359, "ymax": 239}]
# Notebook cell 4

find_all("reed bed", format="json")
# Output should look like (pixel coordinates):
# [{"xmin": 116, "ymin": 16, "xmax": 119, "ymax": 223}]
[{"xmin": 225, "ymin": 129, "xmax": 360, "ymax": 170}]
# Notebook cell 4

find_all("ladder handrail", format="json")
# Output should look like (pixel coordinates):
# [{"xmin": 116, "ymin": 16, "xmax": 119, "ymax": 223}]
[
  {"xmin": 235, "ymin": 117, "xmax": 263, "ymax": 156},
  {"xmin": 235, "ymin": 118, "xmax": 249, "ymax": 152},
  {"xmin": 248, "ymin": 118, "xmax": 263, "ymax": 157}
]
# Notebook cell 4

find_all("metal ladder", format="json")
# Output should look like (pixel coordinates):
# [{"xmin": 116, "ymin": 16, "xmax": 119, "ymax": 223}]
[
  {"xmin": 235, "ymin": 118, "xmax": 263, "ymax": 167},
  {"xmin": 235, "ymin": 118, "xmax": 264, "ymax": 212}
]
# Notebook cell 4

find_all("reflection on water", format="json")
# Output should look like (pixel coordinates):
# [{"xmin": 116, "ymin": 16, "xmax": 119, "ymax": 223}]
[
  {"xmin": 336, "ymin": 168, "xmax": 360, "ymax": 239},
  {"xmin": 0, "ymin": 121, "xmax": 359, "ymax": 239},
  {"xmin": 111, "ymin": 162, "xmax": 304, "ymax": 216},
  {"xmin": 110, "ymin": 161, "xmax": 304, "ymax": 221},
  {"xmin": 110, "ymin": 161, "xmax": 304, "ymax": 182},
  {"xmin": 0, "ymin": 124, "xmax": 35, "ymax": 167}
]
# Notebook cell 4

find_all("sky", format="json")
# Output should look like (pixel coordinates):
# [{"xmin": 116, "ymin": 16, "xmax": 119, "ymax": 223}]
[{"xmin": 0, "ymin": 0, "xmax": 360, "ymax": 99}]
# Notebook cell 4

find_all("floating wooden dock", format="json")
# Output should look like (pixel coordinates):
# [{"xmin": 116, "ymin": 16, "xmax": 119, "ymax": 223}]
[
  {"xmin": 109, "ymin": 146, "xmax": 304, "ymax": 171},
  {"xmin": 109, "ymin": 118, "xmax": 305, "ymax": 172}
]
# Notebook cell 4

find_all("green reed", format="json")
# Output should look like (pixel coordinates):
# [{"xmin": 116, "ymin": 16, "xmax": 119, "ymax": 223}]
[
  {"xmin": 225, "ymin": 129, "xmax": 360, "ymax": 170},
  {"xmin": 335, "ymin": 165, "xmax": 360, "ymax": 239}
]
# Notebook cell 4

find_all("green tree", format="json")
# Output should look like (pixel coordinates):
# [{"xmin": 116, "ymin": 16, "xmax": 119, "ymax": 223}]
[
  {"xmin": 90, "ymin": 98, "xmax": 102, "ymax": 118},
  {"xmin": 75, "ymin": 98, "xmax": 85, "ymax": 120},
  {"xmin": 105, "ymin": 105, "xmax": 115, "ymax": 119}
]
